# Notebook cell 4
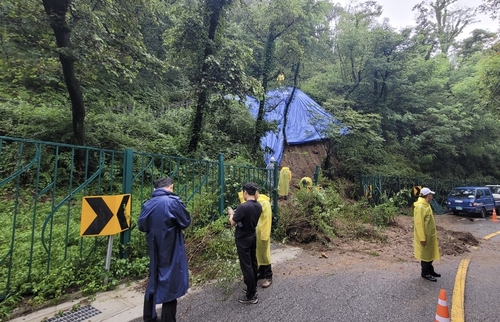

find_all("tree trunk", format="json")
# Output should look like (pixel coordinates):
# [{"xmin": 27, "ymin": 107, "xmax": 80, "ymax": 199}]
[
  {"xmin": 252, "ymin": 27, "xmax": 276, "ymax": 155},
  {"xmin": 187, "ymin": 0, "xmax": 228, "ymax": 154},
  {"xmin": 42, "ymin": 0, "xmax": 85, "ymax": 148},
  {"xmin": 282, "ymin": 62, "xmax": 300, "ymax": 145}
]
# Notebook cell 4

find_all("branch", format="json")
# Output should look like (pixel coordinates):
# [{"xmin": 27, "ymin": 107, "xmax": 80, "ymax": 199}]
[
  {"xmin": 69, "ymin": 2, "xmax": 81, "ymax": 28},
  {"xmin": 274, "ymin": 20, "xmax": 295, "ymax": 39},
  {"xmin": 245, "ymin": 23, "xmax": 266, "ymax": 43}
]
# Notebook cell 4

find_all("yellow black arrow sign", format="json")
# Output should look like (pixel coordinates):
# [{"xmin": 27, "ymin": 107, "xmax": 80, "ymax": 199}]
[{"xmin": 80, "ymin": 194, "xmax": 131, "ymax": 236}]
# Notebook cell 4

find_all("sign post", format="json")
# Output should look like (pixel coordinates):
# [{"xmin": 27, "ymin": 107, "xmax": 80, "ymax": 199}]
[
  {"xmin": 103, "ymin": 235, "xmax": 114, "ymax": 285},
  {"xmin": 80, "ymin": 194, "xmax": 131, "ymax": 285}
]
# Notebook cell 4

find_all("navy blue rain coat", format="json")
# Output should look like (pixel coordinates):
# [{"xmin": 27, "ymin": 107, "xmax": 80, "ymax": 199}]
[{"xmin": 138, "ymin": 189, "xmax": 191, "ymax": 305}]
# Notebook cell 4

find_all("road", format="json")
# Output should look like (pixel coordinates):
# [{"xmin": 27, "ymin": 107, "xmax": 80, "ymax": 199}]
[{"xmin": 129, "ymin": 214, "xmax": 500, "ymax": 322}]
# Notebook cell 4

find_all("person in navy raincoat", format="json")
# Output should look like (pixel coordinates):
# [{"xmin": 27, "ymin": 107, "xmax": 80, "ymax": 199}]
[{"xmin": 138, "ymin": 177, "xmax": 191, "ymax": 322}]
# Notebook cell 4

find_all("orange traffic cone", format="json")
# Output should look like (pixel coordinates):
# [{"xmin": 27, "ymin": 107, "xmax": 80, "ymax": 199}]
[
  {"xmin": 435, "ymin": 289, "xmax": 450, "ymax": 322},
  {"xmin": 492, "ymin": 208, "xmax": 499, "ymax": 222}
]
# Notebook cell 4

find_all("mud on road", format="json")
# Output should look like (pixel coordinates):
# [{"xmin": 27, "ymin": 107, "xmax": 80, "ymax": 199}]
[{"xmin": 277, "ymin": 214, "xmax": 480, "ymax": 278}]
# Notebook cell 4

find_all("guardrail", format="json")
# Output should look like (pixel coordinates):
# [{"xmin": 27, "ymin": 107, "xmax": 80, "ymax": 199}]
[
  {"xmin": 360, "ymin": 174, "xmax": 488, "ymax": 205},
  {"xmin": 0, "ymin": 135, "xmax": 278, "ymax": 298}
]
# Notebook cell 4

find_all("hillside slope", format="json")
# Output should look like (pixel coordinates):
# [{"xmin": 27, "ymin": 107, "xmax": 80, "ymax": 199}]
[{"xmin": 279, "ymin": 141, "xmax": 327, "ymax": 187}]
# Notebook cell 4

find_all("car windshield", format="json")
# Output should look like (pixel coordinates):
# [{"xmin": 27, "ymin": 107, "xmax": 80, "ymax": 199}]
[{"xmin": 449, "ymin": 189, "xmax": 475, "ymax": 198}]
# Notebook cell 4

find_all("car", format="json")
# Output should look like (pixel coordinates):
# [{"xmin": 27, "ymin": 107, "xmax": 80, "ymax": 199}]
[
  {"xmin": 486, "ymin": 185, "xmax": 500, "ymax": 207},
  {"xmin": 446, "ymin": 186, "xmax": 496, "ymax": 218}
]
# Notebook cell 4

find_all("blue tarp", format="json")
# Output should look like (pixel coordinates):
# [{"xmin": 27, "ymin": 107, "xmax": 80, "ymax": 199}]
[{"xmin": 246, "ymin": 87, "xmax": 347, "ymax": 165}]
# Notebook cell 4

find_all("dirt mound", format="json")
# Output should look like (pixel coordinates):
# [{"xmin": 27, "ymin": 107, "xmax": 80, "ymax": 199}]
[{"xmin": 437, "ymin": 226, "xmax": 479, "ymax": 256}]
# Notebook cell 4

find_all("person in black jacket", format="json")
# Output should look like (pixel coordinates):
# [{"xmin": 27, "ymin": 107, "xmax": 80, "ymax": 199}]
[{"xmin": 229, "ymin": 182, "xmax": 262, "ymax": 304}]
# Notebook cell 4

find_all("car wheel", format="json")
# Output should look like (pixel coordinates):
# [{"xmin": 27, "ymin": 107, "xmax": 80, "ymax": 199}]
[
  {"xmin": 453, "ymin": 211, "xmax": 460, "ymax": 216},
  {"xmin": 480, "ymin": 208, "xmax": 486, "ymax": 218}
]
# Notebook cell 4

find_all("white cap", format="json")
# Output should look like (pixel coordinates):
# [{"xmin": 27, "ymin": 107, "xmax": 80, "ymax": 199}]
[
  {"xmin": 421, "ymin": 187, "xmax": 435, "ymax": 196},
  {"xmin": 270, "ymin": 157, "xmax": 276, "ymax": 162}
]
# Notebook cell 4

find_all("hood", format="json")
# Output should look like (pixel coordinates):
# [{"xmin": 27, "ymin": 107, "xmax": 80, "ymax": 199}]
[{"xmin": 257, "ymin": 194, "xmax": 270, "ymax": 202}]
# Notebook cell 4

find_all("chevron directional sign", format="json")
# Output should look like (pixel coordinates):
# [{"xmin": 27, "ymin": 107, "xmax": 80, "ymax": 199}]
[{"xmin": 80, "ymin": 194, "xmax": 131, "ymax": 237}]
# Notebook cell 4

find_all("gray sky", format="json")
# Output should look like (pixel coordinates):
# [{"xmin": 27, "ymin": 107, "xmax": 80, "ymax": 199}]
[{"xmin": 338, "ymin": 0, "xmax": 498, "ymax": 38}]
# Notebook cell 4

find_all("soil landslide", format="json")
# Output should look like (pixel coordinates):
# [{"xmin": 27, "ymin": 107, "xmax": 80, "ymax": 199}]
[
  {"xmin": 275, "ymin": 214, "xmax": 479, "ymax": 276},
  {"xmin": 280, "ymin": 142, "xmax": 327, "ymax": 185}
]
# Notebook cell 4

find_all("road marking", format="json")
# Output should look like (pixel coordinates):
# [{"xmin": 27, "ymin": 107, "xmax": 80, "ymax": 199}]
[
  {"xmin": 483, "ymin": 230, "xmax": 500, "ymax": 240},
  {"xmin": 451, "ymin": 258, "xmax": 470, "ymax": 322}
]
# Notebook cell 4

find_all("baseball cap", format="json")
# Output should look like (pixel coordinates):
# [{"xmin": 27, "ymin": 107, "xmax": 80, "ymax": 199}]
[
  {"xmin": 270, "ymin": 157, "xmax": 276, "ymax": 162},
  {"xmin": 421, "ymin": 187, "xmax": 435, "ymax": 196}
]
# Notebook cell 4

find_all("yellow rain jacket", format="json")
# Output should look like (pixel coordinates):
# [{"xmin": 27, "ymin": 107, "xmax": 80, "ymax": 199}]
[
  {"xmin": 300, "ymin": 177, "xmax": 313, "ymax": 192},
  {"xmin": 256, "ymin": 194, "xmax": 272, "ymax": 265},
  {"xmin": 237, "ymin": 192, "xmax": 272, "ymax": 265},
  {"xmin": 413, "ymin": 197, "xmax": 440, "ymax": 261},
  {"xmin": 278, "ymin": 167, "xmax": 292, "ymax": 196}
]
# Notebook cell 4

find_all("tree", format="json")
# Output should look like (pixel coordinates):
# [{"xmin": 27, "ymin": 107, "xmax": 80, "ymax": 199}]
[
  {"xmin": 480, "ymin": 0, "xmax": 500, "ymax": 19},
  {"xmin": 166, "ymin": 0, "xmax": 256, "ymax": 155},
  {"xmin": 456, "ymin": 29, "xmax": 497, "ymax": 60},
  {"xmin": 477, "ymin": 42, "xmax": 500, "ymax": 110},
  {"xmin": 237, "ymin": 0, "xmax": 333, "ymax": 154},
  {"xmin": 331, "ymin": 1, "xmax": 382, "ymax": 95},
  {"xmin": 187, "ymin": 0, "xmax": 233, "ymax": 153},
  {"xmin": 32, "ymin": 0, "xmax": 165, "ymax": 148},
  {"xmin": 413, "ymin": 0, "xmax": 477, "ymax": 57},
  {"xmin": 41, "ymin": 0, "xmax": 86, "ymax": 147},
  {"xmin": 321, "ymin": 103, "xmax": 385, "ymax": 180}
]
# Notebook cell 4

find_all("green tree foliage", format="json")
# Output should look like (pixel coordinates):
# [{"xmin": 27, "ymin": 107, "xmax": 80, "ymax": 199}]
[
  {"xmin": 322, "ymin": 103, "xmax": 387, "ymax": 180},
  {"xmin": 1, "ymin": 0, "xmax": 500, "ymax": 179}
]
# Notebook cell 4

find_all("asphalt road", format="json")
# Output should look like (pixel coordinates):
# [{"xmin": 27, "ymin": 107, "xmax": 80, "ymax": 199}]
[
  {"xmin": 130, "ymin": 215, "xmax": 500, "ymax": 322},
  {"xmin": 443, "ymin": 215, "xmax": 500, "ymax": 322}
]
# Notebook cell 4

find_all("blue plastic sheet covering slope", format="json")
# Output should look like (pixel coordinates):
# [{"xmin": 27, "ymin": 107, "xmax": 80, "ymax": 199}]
[{"xmin": 246, "ymin": 87, "xmax": 346, "ymax": 165}]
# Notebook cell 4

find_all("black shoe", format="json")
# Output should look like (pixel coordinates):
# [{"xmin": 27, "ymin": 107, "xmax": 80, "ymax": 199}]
[
  {"xmin": 422, "ymin": 274, "xmax": 437, "ymax": 282},
  {"xmin": 431, "ymin": 272, "xmax": 441, "ymax": 277},
  {"xmin": 238, "ymin": 295, "xmax": 258, "ymax": 304}
]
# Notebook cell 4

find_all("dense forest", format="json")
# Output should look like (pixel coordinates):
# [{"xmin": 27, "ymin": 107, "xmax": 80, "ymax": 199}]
[{"xmin": 1, "ymin": 0, "xmax": 500, "ymax": 181}]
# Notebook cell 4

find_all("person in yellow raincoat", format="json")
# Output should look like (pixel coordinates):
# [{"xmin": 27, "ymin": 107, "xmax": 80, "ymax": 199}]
[
  {"xmin": 413, "ymin": 187, "xmax": 441, "ymax": 282},
  {"xmin": 238, "ymin": 190, "xmax": 273, "ymax": 288},
  {"xmin": 278, "ymin": 166, "xmax": 292, "ymax": 199},
  {"xmin": 299, "ymin": 177, "xmax": 313, "ymax": 192}
]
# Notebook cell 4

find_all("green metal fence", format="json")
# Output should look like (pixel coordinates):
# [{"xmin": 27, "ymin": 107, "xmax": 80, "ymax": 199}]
[
  {"xmin": 0, "ymin": 136, "xmax": 277, "ymax": 298},
  {"xmin": 360, "ymin": 174, "xmax": 490, "ymax": 205}
]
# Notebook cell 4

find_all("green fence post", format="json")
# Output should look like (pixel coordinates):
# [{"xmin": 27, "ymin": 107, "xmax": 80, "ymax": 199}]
[
  {"xmin": 313, "ymin": 166, "xmax": 320, "ymax": 186},
  {"xmin": 218, "ymin": 153, "xmax": 225, "ymax": 217},
  {"xmin": 120, "ymin": 148, "xmax": 133, "ymax": 259}
]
